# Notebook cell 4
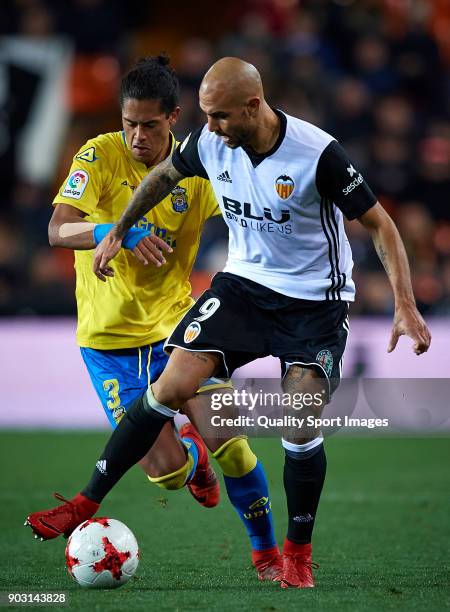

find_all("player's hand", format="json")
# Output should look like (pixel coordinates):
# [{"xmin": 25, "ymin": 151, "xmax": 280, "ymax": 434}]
[
  {"xmin": 132, "ymin": 234, "xmax": 173, "ymax": 267},
  {"xmin": 388, "ymin": 303, "xmax": 431, "ymax": 355},
  {"xmin": 93, "ymin": 230, "xmax": 122, "ymax": 281}
]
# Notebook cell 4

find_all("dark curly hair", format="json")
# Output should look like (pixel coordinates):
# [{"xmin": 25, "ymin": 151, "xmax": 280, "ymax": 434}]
[{"xmin": 119, "ymin": 55, "xmax": 180, "ymax": 115}]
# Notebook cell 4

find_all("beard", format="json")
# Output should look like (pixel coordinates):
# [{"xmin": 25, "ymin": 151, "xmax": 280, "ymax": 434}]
[{"xmin": 218, "ymin": 127, "xmax": 252, "ymax": 149}]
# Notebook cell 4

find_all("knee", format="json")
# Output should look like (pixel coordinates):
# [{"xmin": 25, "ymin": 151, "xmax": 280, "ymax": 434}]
[
  {"xmin": 153, "ymin": 377, "xmax": 198, "ymax": 410},
  {"xmin": 213, "ymin": 436, "xmax": 257, "ymax": 478}
]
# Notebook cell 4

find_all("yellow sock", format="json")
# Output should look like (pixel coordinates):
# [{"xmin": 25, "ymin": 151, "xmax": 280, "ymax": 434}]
[
  {"xmin": 147, "ymin": 456, "xmax": 193, "ymax": 490},
  {"xmin": 212, "ymin": 436, "xmax": 257, "ymax": 477}
]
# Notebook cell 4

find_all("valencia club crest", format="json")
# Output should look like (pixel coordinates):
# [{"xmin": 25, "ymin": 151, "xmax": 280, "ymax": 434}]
[{"xmin": 275, "ymin": 175, "xmax": 295, "ymax": 200}]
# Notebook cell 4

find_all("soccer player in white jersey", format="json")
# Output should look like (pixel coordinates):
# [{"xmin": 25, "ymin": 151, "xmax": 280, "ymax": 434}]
[{"xmin": 32, "ymin": 57, "xmax": 431, "ymax": 588}]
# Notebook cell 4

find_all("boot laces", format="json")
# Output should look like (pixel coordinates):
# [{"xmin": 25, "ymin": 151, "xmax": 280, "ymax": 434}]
[
  {"xmin": 284, "ymin": 554, "xmax": 319, "ymax": 577},
  {"xmin": 43, "ymin": 493, "xmax": 75, "ymax": 519},
  {"xmin": 257, "ymin": 554, "xmax": 283, "ymax": 573}
]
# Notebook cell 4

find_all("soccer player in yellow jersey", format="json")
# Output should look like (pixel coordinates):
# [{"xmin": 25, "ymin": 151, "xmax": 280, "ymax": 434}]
[
  {"xmin": 28, "ymin": 57, "xmax": 282, "ymax": 582},
  {"xmin": 48, "ymin": 56, "xmax": 221, "ymax": 503}
]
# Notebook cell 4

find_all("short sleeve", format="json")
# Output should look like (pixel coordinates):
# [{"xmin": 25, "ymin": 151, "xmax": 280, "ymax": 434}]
[
  {"xmin": 172, "ymin": 127, "xmax": 208, "ymax": 179},
  {"xmin": 316, "ymin": 141, "xmax": 377, "ymax": 220},
  {"xmin": 198, "ymin": 178, "xmax": 221, "ymax": 219},
  {"xmin": 52, "ymin": 139, "xmax": 107, "ymax": 216}
]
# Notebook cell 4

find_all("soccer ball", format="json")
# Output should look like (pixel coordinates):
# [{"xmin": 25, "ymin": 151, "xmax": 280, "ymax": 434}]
[{"xmin": 65, "ymin": 518, "xmax": 139, "ymax": 589}]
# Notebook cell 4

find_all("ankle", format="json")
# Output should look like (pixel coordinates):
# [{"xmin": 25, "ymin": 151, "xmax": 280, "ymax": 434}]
[
  {"xmin": 283, "ymin": 538, "xmax": 312, "ymax": 556},
  {"xmin": 252, "ymin": 545, "xmax": 280, "ymax": 565},
  {"xmin": 72, "ymin": 493, "xmax": 99, "ymax": 511}
]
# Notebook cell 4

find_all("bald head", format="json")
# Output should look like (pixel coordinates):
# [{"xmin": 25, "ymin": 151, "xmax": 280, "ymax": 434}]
[
  {"xmin": 200, "ymin": 57, "xmax": 263, "ymax": 104},
  {"xmin": 199, "ymin": 57, "xmax": 276, "ymax": 151}
]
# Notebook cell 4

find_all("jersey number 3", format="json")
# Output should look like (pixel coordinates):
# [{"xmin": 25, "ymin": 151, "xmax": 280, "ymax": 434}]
[{"xmin": 103, "ymin": 378, "xmax": 121, "ymax": 410}]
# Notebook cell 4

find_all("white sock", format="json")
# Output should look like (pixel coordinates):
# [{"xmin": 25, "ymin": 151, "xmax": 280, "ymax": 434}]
[{"xmin": 174, "ymin": 413, "xmax": 190, "ymax": 431}]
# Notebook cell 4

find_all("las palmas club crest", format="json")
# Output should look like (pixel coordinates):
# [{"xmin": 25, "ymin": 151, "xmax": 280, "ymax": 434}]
[
  {"xmin": 275, "ymin": 175, "xmax": 295, "ymax": 200},
  {"xmin": 171, "ymin": 186, "xmax": 189, "ymax": 213}
]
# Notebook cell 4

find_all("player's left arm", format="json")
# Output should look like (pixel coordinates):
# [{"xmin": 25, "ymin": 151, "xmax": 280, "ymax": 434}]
[
  {"xmin": 357, "ymin": 203, "xmax": 431, "ymax": 355},
  {"xmin": 316, "ymin": 139, "xmax": 431, "ymax": 355}
]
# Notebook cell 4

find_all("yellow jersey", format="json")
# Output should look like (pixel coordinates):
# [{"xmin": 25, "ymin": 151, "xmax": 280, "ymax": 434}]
[{"xmin": 53, "ymin": 131, "xmax": 219, "ymax": 349}]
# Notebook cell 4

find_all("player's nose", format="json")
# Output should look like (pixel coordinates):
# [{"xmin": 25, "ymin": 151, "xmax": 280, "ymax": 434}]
[
  {"xmin": 207, "ymin": 116, "xmax": 218, "ymax": 133},
  {"xmin": 135, "ymin": 124, "xmax": 146, "ymax": 142}
]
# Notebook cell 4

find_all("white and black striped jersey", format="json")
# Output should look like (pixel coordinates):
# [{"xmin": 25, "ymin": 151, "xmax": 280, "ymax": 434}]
[{"xmin": 173, "ymin": 110, "xmax": 377, "ymax": 301}]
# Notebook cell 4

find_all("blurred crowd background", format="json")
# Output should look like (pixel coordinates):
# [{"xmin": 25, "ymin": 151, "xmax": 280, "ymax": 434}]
[{"xmin": 1, "ymin": 0, "xmax": 449, "ymax": 317}]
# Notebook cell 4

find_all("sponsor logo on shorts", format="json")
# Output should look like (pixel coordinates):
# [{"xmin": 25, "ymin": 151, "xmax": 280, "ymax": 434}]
[
  {"xmin": 184, "ymin": 321, "xmax": 201, "ymax": 343},
  {"xmin": 171, "ymin": 185, "xmax": 189, "ymax": 213},
  {"xmin": 61, "ymin": 169, "xmax": 89, "ymax": 199},
  {"xmin": 316, "ymin": 349, "xmax": 334, "ymax": 376},
  {"xmin": 112, "ymin": 406, "xmax": 126, "ymax": 424},
  {"xmin": 275, "ymin": 175, "xmax": 295, "ymax": 200}
]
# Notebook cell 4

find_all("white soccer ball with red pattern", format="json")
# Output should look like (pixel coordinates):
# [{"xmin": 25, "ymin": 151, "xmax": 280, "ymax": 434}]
[{"xmin": 65, "ymin": 518, "xmax": 139, "ymax": 588}]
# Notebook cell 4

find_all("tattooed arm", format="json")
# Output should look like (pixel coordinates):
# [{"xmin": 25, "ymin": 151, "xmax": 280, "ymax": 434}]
[
  {"xmin": 115, "ymin": 157, "xmax": 185, "ymax": 237},
  {"xmin": 358, "ymin": 202, "xmax": 431, "ymax": 354},
  {"xmin": 93, "ymin": 157, "xmax": 185, "ymax": 281}
]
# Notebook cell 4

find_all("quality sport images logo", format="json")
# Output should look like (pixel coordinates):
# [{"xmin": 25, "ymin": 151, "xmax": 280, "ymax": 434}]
[{"xmin": 62, "ymin": 170, "xmax": 89, "ymax": 199}]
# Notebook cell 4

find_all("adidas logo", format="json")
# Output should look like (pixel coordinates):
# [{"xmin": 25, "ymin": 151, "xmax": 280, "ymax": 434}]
[
  {"xmin": 96, "ymin": 459, "xmax": 107, "ymax": 475},
  {"xmin": 292, "ymin": 513, "xmax": 314, "ymax": 523},
  {"xmin": 217, "ymin": 170, "xmax": 232, "ymax": 183}
]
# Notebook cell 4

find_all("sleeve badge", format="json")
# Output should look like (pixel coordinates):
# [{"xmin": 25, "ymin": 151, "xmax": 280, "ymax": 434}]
[{"xmin": 61, "ymin": 169, "xmax": 89, "ymax": 199}]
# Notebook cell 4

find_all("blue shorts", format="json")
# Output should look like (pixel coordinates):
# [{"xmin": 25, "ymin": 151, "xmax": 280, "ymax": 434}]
[{"xmin": 80, "ymin": 340, "xmax": 168, "ymax": 428}]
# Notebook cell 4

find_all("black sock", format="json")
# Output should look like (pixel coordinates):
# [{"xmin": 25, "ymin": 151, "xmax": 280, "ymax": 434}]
[
  {"xmin": 82, "ymin": 393, "xmax": 171, "ymax": 503},
  {"xmin": 283, "ymin": 443, "xmax": 327, "ymax": 544}
]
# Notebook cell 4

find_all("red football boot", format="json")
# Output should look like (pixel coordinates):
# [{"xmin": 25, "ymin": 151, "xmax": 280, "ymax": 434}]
[
  {"xmin": 24, "ymin": 493, "xmax": 99, "ymax": 540},
  {"xmin": 179, "ymin": 423, "xmax": 220, "ymax": 508},
  {"xmin": 280, "ymin": 541, "xmax": 319, "ymax": 588},
  {"xmin": 252, "ymin": 546, "xmax": 283, "ymax": 582}
]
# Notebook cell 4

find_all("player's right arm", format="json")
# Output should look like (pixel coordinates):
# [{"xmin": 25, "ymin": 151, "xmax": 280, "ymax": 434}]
[
  {"xmin": 93, "ymin": 128, "xmax": 207, "ymax": 280},
  {"xmin": 49, "ymin": 203, "xmax": 96, "ymax": 249},
  {"xmin": 51, "ymin": 138, "xmax": 172, "ymax": 266},
  {"xmin": 93, "ymin": 157, "xmax": 185, "ymax": 280},
  {"xmin": 48, "ymin": 203, "xmax": 169, "ymax": 268}
]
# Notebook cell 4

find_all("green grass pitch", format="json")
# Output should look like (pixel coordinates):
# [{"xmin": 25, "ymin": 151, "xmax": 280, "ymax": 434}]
[{"xmin": 0, "ymin": 433, "xmax": 448, "ymax": 611}]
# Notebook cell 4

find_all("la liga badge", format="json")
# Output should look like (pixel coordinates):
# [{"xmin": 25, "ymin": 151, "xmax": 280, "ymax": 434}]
[
  {"xmin": 62, "ymin": 169, "xmax": 89, "ymax": 199},
  {"xmin": 316, "ymin": 349, "xmax": 333, "ymax": 376}
]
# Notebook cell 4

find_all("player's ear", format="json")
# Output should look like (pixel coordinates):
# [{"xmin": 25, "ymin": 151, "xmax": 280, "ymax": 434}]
[
  {"xmin": 247, "ymin": 97, "xmax": 260, "ymax": 118},
  {"xmin": 168, "ymin": 107, "xmax": 181, "ymax": 127}
]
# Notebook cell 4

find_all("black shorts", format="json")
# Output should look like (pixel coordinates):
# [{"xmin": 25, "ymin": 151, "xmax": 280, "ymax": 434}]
[{"xmin": 166, "ymin": 272, "xmax": 349, "ymax": 390}]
